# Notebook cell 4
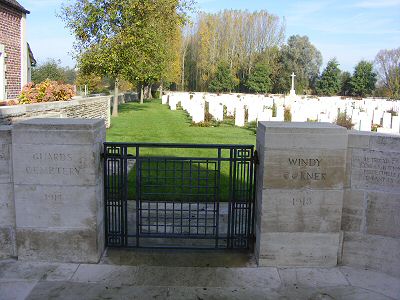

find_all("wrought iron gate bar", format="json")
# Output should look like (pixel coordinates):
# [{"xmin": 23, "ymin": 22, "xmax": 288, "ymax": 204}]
[{"xmin": 104, "ymin": 142, "xmax": 256, "ymax": 250}]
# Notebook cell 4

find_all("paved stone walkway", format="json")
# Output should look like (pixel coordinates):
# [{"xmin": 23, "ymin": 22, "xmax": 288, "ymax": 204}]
[{"xmin": 0, "ymin": 251, "xmax": 399, "ymax": 300}]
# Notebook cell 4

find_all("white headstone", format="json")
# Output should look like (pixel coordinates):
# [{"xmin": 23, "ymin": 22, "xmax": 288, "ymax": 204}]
[
  {"xmin": 276, "ymin": 106, "xmax": 285, "ymax": 121},
  {"xmin": 391, "ymin": 116, "xmax": 400, "ymax": 133},
  {"xmin": 235, "ymin": 104, "xmax": 245, "ymax": 127},
  {"xmin": 382, "ymin": 113, "xmax": 392, "ymax": 129},
  {"xmin": 359, "ymin": 112, "xmax": 371, "ymax": 132}
]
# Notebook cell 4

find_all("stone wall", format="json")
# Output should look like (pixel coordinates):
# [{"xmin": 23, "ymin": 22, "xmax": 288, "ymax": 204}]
[
  {"xmin": 0, "ymin": 96, "xmax": 111, "ymax": 128},
  {"xmin": 341, "ymin": 131, "xmax": 400, "ymax": 277},
  {"xmin": 0, "ymin": 126, "xmax": 15, "ymax": 258},
  {"xmin": 110, "ymin": 92, "xmax": 138, "ymax": 106}
]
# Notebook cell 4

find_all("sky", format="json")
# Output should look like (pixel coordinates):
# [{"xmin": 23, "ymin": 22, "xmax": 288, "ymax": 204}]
[{"xmin": 19, "ymin": 0, "xmax": 400, "ymax": 72}]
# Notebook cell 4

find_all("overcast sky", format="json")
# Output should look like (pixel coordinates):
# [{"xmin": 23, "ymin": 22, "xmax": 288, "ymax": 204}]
[{"xmin": 19, "ymin": 0, "xmax": 400, "ymax": 72}]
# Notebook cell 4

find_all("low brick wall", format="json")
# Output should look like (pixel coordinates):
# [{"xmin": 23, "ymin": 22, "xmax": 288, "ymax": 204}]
[
  {"xmin": 341, "ymin": 131, "xmax": 400, "ymax": 277},
  {"xmin": 0, "ymin": 96, "xmax": 111, "ymax": 128}
]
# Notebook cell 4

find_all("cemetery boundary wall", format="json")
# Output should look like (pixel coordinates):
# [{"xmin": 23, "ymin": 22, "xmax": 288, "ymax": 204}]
[
  {"xmin": 0, "ymin": 96, "xmax": 111, "ymax": 128},
  {"xmin": 0, "ymin": 119, "xmax": 399, "ymax": 278}
]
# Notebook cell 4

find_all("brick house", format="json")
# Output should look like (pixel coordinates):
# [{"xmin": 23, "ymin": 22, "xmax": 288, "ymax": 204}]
[{"xmin": 0, "ymin": 0, "xmax": 36, "ymax": 100}]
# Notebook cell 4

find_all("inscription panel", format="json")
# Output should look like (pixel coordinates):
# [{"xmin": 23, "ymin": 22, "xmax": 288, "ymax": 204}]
[
  {"xmin": 261, "ymin": 189, "xmax": 343, "ymax": 232},
  {"xmin": 351, "ymin": 149, "xmax": 400, "ymax": 192},
  {"xmin": 263, "ymin": 149, "xmax": 346, "ymax": 189},
  {"xmin": 13, "ymin": 144, "xmax": 98, "ymax": 186},
  {"xmin": 366, "ymin": 191, "xmax": 400, "ymax": 238},
  {"xmin": 14, "ymin": 184, "xmax": 97, "ymax": 229}
]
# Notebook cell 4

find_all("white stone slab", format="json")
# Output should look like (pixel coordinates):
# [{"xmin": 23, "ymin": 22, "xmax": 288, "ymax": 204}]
[
  {"xmin": 235, "ymin": 105, "xmax": 245, "ymax": 127},
  {"xmin": 279, "ymin": 267, "xmax": 348, "ymax": 288},
  {"xmin": 14, "ymin": 185, "xmax": 98, "ymax": 229},
  {"xmin": 261, "ymin": 189, "xmax": 343, "ymax": 233},
  {"xmin": 12, "ymin": 144, "xmax": 99, "ymax": 186},
  {"xmin": 382, "ymin": 112, "xmax": 392, "ymax": 129},
  {"xmin": 257, "ymin": 232, "xmax": 340, "ymax": 267}
]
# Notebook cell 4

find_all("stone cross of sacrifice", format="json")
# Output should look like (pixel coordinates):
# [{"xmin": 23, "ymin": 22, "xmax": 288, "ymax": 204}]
[{"xmin": 291, "ymin": 72, "xmax": 296, "ymax": 91}]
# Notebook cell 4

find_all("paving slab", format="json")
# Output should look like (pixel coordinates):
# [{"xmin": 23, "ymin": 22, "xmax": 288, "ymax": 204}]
[
  {"xmin": 0, "ymin": 260, "xmax": 79, "ymax": 282},
  {"xmin": 339, "ymin": 266, "xmax": 400, "ymax": 299},
  {"xmin": 25, "ymin": 281, "xmax": 281, "ymax": 300},
  {"xmin": 1, "ymin": 258, "xmax": 399, "ymax": 300},
  {"xmin": 278, "ymin": 267, "xmax": 349, "ymax": 288},
  {"xmin": 24, "ymin": 282, "xmax": 395, "ymax": 300},
  {"xmin": 0, "ymin": 281, "xmax": 37, "ymax": 300},
  {"xmin": 276, "ymin": 285, "xmax": 394, "ymax": 300}
]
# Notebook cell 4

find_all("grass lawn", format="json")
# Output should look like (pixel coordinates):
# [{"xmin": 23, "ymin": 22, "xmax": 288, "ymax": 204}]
[
  {"xmin": 106, "ymin": 99, "xmax": 256, "ymax": 201},
  {"xmin": 107, "ymin": 99, "xmax": 256, "ymax": 146}
]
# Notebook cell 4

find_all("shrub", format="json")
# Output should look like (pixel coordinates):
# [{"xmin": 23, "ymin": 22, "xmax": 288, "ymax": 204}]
[
  {"xmin": 19, "ymin": 80, "xmax": 75, "ymax": 104},
  {"xmin": 372, "ymin": 124, "xmax": 382, "ymax": 132},
  {"xmin": 387, "ymin": 108, "xmax": 398, "ymax": 117},
  {"xmin": 335, "ymin": 112, "xmax": 354, "ymax": 129},
  {"xmin": 284, "ymin": 107, "xmax": 292, "ymax": 122},
  {"xmin": 272, "ymin": 103, "xmax": 277, "ymax": 117}
]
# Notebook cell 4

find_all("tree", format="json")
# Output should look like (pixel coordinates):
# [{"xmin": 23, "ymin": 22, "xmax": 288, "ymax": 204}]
[
  {"xmin": 273, "ymin": 35, "xmax": 322, "ymax": 94},
  {"xmin": 245, "ymin": 63, "xmax": 272, "ymax": 93},
  {"xmin": 340, "ymin": 71, "xmax": 352, "ymax": 96},
  {"xmin": 31, "ymin": 59, "xmax": 68, "ymax": 84},
  {"xmin": 208, "ymin": 62, "xmax": 236, "ymax": 93},
  {"xmin": 182, "ymin": 10, "xmax": 285, "ymax": 92},
  {"xmin": 61, "ymin": 0, "xmax": 192, "ymax": 116},
  {"xmin": 350, "ymin": 60, "xmax": 377, "ymax": 97},
  {"xmin": 315, "ymin": 58, "xmax": 341, "ymax": 96},
  {"xmin": 374, "ymin": 48, "xmax": 400, "ymax": 99},
  {"xmin": 75, "ymin": 72, "xmax": 108, "ymax": 95}
]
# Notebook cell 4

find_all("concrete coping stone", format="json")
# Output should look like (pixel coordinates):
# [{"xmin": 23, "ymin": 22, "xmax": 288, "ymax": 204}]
[
  {"xmin": 348, "ymin": 130, "xmax": 400, "ymax": 138},
  {"xmin": 0, "ymin": 96, "xmax": 110, "ymax": 115},
  {"xmin": 259, "ymin": 121, "xmax": 347, "ymax": 134},
  {"xmin": 12, "ymin": 118, "xmax": 104, "ymax": 131}
]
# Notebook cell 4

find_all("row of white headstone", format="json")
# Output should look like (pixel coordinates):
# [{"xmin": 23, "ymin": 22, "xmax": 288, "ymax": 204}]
[{"xmin": 161, "ymin": 92, "xmax": 400, "ymax": 134}]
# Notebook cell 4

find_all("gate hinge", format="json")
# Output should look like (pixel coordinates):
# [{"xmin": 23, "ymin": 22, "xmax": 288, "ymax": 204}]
[{"xmin": 252, "ymin": 150, "xmax": 259, "ymax": 165}]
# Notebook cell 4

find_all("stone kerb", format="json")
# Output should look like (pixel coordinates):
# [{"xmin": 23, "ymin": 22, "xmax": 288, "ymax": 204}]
[
  {"xmin": 342, "ymin": 131, "xmax": 400, "ymax": 277},
  {"xmin": 0, "ymin": 126, "xmax": 16, "ymax": 258},
  {"xmin": 12, "ymin": 118, "xmax": 105, "ymax": 263},
  {"xmin": 255, "ymin": 122, "xmax": 348, "ymax": 267}
]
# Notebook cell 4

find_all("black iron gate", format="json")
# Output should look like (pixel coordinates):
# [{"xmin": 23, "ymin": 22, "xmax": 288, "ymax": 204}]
[{"xmin": 103, "ymin": 143, "xmax": 257, "ymax": 249}]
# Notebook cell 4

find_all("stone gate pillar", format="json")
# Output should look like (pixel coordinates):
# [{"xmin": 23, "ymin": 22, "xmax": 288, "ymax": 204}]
[
  {"xmin": 0, "ymin": 126, "xmax": 15, "ymax": 258},
  {"xmin": 255, "ymin": 122, "xmax": 348, "ymax": 267},
  {"xmin": 12, "ymin": 119, "xmax": 105, "ymax": 263}
]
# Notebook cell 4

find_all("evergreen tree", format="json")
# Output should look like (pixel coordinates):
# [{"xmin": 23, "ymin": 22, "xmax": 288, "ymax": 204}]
[
  {"xmin": 350, "ymin": 61, "xmax": 377, "ymax": 97},
  {"xmin": 208, "ymin": 62, "xmax": 236, "ymax": 92},
  {"xmin": 340, "ymin": 71, "xmax": 352, "ymax": 96},
  {"xmin": 246, "ymin": 63, "xmax": 272, "ymax": 93},
  {"xmin": 316, "ymin": 58, "xmax": 341, "ymax": 96}
]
